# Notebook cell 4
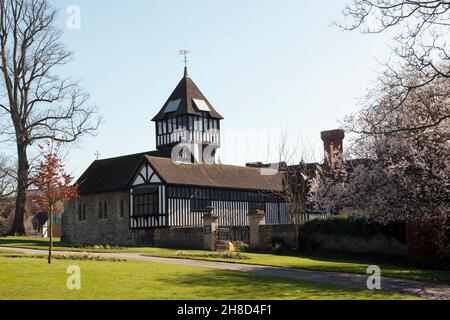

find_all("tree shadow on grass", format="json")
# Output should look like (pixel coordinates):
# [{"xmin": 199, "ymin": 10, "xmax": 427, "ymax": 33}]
[
  {"xmin": 158, "ymin": 267, "xmax": 409, "ymax": 300},
  {"xmin": 0, "ymin": 238, "xmax": 49, "ymax": 247}
]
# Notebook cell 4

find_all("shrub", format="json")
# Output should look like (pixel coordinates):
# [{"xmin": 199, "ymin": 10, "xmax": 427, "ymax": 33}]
[
  {"xmin": 79, "ymin": 244, "xmax": 128, "ymax": 251},
  {"xmin": 298, "ymin": 215, "xmax": 407, "ymax": 254},
  {"xmin": 299, "ymin": 215, "xmax": 406, "ymax": 242},
  {"xmin": 175, "ymin": 251, "xmax": 250, "ymax": 260},
  {"xmin": 406, "ymin": 215, "xmax": 450, "ymax": 270},
  {"xmin": 269, "ymin": 237, "xmax": 286, "ymax": 254},
  {"xmin": 232, "ymin": 241, "xmax": 249, "ymax": 252},
  {"xmin": 6, "ymin": 254, "xmax": 126, "ymax": 262}
]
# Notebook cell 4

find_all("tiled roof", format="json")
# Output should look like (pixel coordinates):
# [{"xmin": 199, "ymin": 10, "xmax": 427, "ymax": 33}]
[
  {"xmin": 152, "ymin": 70, "xmax": 223, "ymax": 121},
  {"xmin": 77, "ymin": 152, "xmax": 282, "ymax": 194},
  {"xmin": 77, "ymin": 150, "xmax": 168, "ymax": 194},
  {"xmin": 146, "ymin": 156, "xmax": 282, "ymax": 192}
]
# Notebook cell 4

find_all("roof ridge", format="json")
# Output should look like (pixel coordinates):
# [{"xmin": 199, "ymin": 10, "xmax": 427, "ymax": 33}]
[
  {"xmin": 146, "ymin": 155, "xmax": 276, "ymax": 171},
  {"xmin": 94, "ymin": 151, "xmax": 153, "ymax": 162}
]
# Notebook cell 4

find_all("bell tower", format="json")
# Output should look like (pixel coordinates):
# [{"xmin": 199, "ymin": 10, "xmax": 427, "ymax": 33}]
[{"xmin": 151, "ymin": 63, "xmax": 223, "ymax": 164}]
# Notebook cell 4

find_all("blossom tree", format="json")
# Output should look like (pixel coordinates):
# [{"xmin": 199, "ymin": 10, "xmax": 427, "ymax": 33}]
[
  {"xmin": 309, "ymin": 70, "xmax": 450, "ymax": 220},
  {"xmin": 30, "ymin": 142, "xmax": 78, "ymax": 264}
]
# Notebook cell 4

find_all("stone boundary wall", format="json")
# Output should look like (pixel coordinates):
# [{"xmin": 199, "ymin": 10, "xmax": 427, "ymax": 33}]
[
  {"xmin": 304, "ymin": 233, "xmax": 408, "ymax": 257},
  {"xmin": 258, "ymin": 223, "xmax": 407, "ymax": 257},
  {"xmin": 227, "ymin": 226, "xmax": 250, "ymax": 243},
  {"xmin": 153, "ymin": 227, "xmax": 204, "ymax": 249},
  {"xmin": 259, "ymin": 224, "xmax": 298, "ymax": 249}
]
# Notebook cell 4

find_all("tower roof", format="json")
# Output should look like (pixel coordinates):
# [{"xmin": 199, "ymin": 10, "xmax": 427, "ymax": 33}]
[{"xmin": 152, "ymin": 68, "xmax": 224, "ymax": 121}]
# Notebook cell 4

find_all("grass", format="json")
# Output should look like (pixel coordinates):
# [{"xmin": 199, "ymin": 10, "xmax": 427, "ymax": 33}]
[
  {"xmin": 1, "ymin": 236, "xmax": 449, "ymax": 284},
  {"xmin": 143, "ymin": 250, "xmax": 450, "ymax": 284},
  {"xmin": 0, "ymin": 255, "xmax": 418, "ymax": 300}
]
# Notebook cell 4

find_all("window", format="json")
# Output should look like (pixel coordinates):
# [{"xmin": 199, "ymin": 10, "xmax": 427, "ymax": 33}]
[
  {"xmin": 120, "ymin": 199, "xmax": 125, "ymax": 218},
  {"xmin": 103, "ymin": 201, "xmax": 108, "ymax": 219},
  {"xmin": 98, "ymin": 202, "xmax": 103, "ymax": 219},
  {"xmin": 78, "ymin": 204, "xmax": 82, "ymax": 220},
  {"xmin": 188, "ymin": 116, "xmax": 193, "ymax": 130},
  {"xmin": 168, "ymin": 117, "xmax": 173, "ymax": 132},
  {"xmin": 157, "ymin": 122, "xmax": 162, "ymax": 135},
  {"xmin": 198, "ymin": 116, "xmax": 203, "ymax": 131},
  {"xmin": 190, "ymin": 190, "xmax": 211, "ymax": 212},
  {"xmin": 83, "ymin": 204, "xmax": 87, "ymax": 220},
  {"xmin": 194, "ymin": 117, "xmax": 199, "ymax": 131},
  {"xmin": 78, "ymin": 203, "xmax": 87, "ymax": 221},
  {"xmin": 172, "ymin": 117, "xmax": 177, "ymax": 131},
  {"xmin": 190, "ymin": 199, "xmax": 211, "ymax": 212},
  {"xmin": 164, "ymin": 99, "xmax": 181, "ymax": 113},
  {"xmin": 192, "ymin": 98, "xmax": 211, "ymax": 111},
  {"xmin": 133, "ymin": 190, "xmax": 158, "ymax": 217}
]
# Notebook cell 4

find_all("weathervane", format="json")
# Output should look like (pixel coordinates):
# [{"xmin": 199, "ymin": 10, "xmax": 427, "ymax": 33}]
[
  {"xmin": 179, "ymin": 49, "xmax": 190, "ymax": 68},
  {"xmin": 95, "ymin": 151, "xmax": 100, "ymax": 160}
]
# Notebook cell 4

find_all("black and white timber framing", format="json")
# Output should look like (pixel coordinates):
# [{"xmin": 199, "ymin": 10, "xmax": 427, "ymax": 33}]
[{"xmin": 129, "ymin": 162, "xmax": 289, "ymax": 229}]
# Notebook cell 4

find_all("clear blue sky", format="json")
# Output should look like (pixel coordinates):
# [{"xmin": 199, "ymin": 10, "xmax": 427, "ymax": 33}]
[{"xmin": 37, "ymin": 0, "xmax": 394, "ymax": 178}]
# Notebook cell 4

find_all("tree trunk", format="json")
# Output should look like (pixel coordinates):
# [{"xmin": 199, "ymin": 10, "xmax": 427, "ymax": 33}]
[
  {"xmin": 10, "ymin": 142, "xmax": 29, "ymax": 235},
  {"xmin": 48, "ymin": 206, "xmax": 53, "ymax": 265}
]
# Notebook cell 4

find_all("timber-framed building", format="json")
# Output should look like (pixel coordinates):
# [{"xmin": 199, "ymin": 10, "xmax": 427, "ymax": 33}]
[{"xmin": 62, "ymin": 67, "xmax": 289, "ymax": 246}]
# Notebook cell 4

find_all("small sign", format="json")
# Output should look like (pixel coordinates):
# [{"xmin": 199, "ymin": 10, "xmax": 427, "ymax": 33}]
[{"xmin": 203, "ymin": 225, "xmax": 212, "ymax": 235}]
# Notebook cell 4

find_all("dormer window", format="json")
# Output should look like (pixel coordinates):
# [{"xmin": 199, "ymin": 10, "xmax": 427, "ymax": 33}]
[
  {"xmin": 164, "ymin": 99, "xmax": 181, "ymax": 113},
  {"xmin": 192, "ymin": 98, "xmax": 210, "ymax": 112}
]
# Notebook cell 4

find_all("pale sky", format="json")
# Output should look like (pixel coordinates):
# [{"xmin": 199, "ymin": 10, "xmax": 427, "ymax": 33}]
[{"xmin": 2, "ymin": 0, "xmax": 396, "ymax": 178}]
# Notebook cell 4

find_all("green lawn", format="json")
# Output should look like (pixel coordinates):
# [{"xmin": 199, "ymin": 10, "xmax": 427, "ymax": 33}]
[
  {"xmin": 0, "ymin": 255, "xmax": 418, "ymax": 300},
  {"xmin": 1, "ymin": 236, "xmax": 449, "ymax": 284}
]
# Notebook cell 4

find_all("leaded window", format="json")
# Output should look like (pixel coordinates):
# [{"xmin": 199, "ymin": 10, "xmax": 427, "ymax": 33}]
[{"xmin": 133, "ymin": 188, "xmax": 158, "ymax": 217}]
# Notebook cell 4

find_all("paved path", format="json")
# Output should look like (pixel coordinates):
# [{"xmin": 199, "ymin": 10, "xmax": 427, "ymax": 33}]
[{"xmin": 1, "ymin": 246, "xmax": 449, "ymax": 300}]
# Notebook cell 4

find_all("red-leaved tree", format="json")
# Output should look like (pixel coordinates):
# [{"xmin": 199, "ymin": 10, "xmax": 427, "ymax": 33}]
[{"xmin": 30, "ymin": 142, "xmax": 78, "ymax": 264}]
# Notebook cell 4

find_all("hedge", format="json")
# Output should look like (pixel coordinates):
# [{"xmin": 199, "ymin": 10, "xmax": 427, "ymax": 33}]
[
  {"xmin": 299, "ymin": 214, "xmax": 450, "ymax": 270},
  {"xmin": 406, "ymin": 215, "xmax": 450, "ymax": 270},
  {"xmin": 299, "ymin": 215, "xmax": 406, "ymax": 243}
]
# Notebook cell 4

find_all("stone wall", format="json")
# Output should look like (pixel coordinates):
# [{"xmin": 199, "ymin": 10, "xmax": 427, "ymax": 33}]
[
  {"xmin": 63, "ymin": 193, "xmax": 205, "ymax": 248},
  {"xmin": 306, "ymin": 233, "xmax": 408, "ymax": 257},
  {"xmin": 62, "ymin": 191, "xmax": 135, "ymax": 246},
  {"xmin": 258, "ymin": 223, "xmax": 407, "ymax": 257},
  {"xmin": 259, "ymin": 224, "xmax": 298, "ymax": 249},
  {"xmin": 153, "ymin": 227, "xmax": 204, "ymax": 249}
]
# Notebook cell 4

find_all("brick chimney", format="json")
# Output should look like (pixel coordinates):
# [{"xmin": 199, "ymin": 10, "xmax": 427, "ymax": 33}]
[{"xmin": 321, "ymin": 129, "xmax": 345, "ymax": 168}]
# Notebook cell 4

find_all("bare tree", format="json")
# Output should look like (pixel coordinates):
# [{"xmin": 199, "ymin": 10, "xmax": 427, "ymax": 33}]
[
  {"xmin": 0, "ymin": 155, "xmax": 14, "ymax": 234},
  {"xmin": 274, "ymin": 135, "xmax": 319, "ymax": 249},
  {"xmin": 339, "ymin": 0, "xmax": 450, "ymax": 133},
  {"xmin": 0, "ymin": 155, "xmax": 14, "ymax": 201},
  {"xmin": 0, "ymin": 0, "xmax": 100, "ymax": 234}
]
